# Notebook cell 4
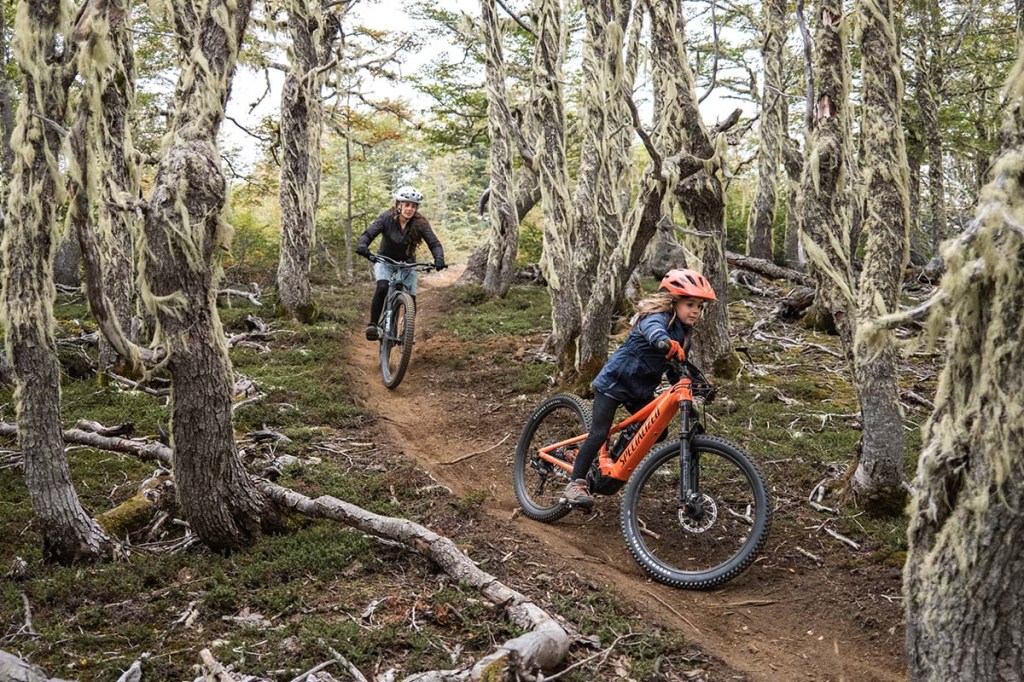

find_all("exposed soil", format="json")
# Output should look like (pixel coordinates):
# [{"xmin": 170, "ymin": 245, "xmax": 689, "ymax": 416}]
[{"xmin": 348, "ymin": 268, "xmax": 908, "ymax": 682}]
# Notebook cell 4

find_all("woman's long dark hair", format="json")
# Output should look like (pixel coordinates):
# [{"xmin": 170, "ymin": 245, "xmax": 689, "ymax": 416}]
[{"xmin": 392, "ymin": 204, "xmax": 427, "ymax": 257}]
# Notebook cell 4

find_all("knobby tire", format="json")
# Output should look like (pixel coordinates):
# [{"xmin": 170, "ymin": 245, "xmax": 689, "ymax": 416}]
[
  {"xmin": 620, "ymin": 435, "xmax": 771, "ymax": 589},
  {"xmin": 379, "ymin": 292, "xmax": 415, "ymax": 389},
  {"xmin": 513, "ymin": 394, "xmax": 592, "ymax": 522}
]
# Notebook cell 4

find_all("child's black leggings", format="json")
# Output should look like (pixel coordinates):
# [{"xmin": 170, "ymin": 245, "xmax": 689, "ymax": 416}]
[{"xmin": 570, "ymin": 392, "xmax": 647, "ymax": 481}]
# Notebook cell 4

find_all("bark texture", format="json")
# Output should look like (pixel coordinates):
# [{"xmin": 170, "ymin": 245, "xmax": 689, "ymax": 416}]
[
  {"xmin": 533, "ymin": 0, "xmax": 580, "ymax": 369},
  {"xmin": 479, "ymin": 0, "xmax": 520, "ymax": 297},
  {"xmin": 277, "ymin": 0, "xmax": 341, "ymax": 322},
  {"xmin": 913, "ymin": 1, "xmax": 947, "ymax": 257},
  {"xmin": 904, "ymin": 52, "xmax": 1024, "ymax": 678},
  {"xmin": 92, "ymin": 0, "xmax": 140, "ymax": 373},
  {"xmin": 746, "ymin": 0, "xmax": 786, "ymax": 261},
  {"xmin": 798, "ymin": 1, "xmax": 855, "ymax": 347},
  {"xmin": 1, "ymin": 0, "xmax": 111, "ymax": 563},
  {"xmin": 660, "ymin": 2, "xmax": 732, "ymax": 372},
  {"xmin": 140, "ymin": 0, "xmax": 277, "ymax": 551},
  {"xmin": 848, "ymin": 0, "xmax": 910, "ymax": 510}
]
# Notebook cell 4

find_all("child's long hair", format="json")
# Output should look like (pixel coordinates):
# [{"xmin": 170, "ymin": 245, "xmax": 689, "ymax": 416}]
[{"xmin": 630, "ymin": 291, "xmax": 677, "ymax": 326}]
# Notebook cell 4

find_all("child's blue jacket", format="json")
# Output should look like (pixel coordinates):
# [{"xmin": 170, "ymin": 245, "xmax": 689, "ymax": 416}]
[{"xmin": 592, "ymin": 312, "xmax": 691, "ymax": 402}]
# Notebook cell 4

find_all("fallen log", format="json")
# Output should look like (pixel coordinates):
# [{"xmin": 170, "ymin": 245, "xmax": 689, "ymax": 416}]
[
  {"xmin": 725, "ymin": 250, "xmax": 811, "ymax": 286},
  {"xmin": 1, "ymin": 423, "xmax": 571, "ymax": 681}
]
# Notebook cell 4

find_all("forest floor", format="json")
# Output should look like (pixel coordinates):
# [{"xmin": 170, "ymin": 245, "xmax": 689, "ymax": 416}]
[
  {"xmin": 0, "ymin": 263, "xmax": 935, "ymax": 681},
  {"xmin": 347, "ymin": 266, "xmax": 922, "ymax": 682}
]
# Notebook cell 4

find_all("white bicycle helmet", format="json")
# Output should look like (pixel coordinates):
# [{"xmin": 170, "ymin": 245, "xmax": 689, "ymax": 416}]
[{"xmin": 393, "ymin": 185, "xmax": 424, "ymax": 204}]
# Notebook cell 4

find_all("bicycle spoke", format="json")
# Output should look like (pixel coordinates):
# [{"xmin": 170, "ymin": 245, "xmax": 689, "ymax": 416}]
[{"xmin": 621, "ymin": 437, "xmax": 770, "ymax": 589}]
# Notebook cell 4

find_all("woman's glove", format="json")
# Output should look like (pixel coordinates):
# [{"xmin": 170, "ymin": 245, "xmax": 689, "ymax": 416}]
[
  {"xmin": 433, "ymin": 257, "xmax": 447, "ymax": 271},
  {"xmin": 356, "ymin": 245, "xmax": 371, "ymax": 258},
  {"xmin": 662, "ymin": 339, "xmax": 686, "ymax": 362}
]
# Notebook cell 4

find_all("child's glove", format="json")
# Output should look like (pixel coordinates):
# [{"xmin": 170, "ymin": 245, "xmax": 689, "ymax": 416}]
[{"xmin": 662, "ymin": 339, "xmax": 686, "ymax": 362}]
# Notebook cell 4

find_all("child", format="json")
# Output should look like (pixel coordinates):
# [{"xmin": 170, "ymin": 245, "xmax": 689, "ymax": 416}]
[{"xmin": 563, "ymin": 268, "xmax": 718, "ymax": 510}]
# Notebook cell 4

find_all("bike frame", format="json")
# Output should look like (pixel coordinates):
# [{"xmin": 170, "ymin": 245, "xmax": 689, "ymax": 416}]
[
  {"xmin": 536, "ymin": 377, "xmax": 698, "ymax": 484},
  {"xmin": 370, "ymin": 254, "xmax": 433, "ymax": 336}
]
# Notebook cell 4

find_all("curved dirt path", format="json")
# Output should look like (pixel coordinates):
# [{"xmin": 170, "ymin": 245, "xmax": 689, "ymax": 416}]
[{"xmin": 349, "ymin": 271, "xmax": 906, "ymax": 682}]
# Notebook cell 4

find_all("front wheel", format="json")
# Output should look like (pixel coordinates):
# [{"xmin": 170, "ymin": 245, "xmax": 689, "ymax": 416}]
[
  {"xmin": 620, "ymin": 435, "xmax": 771, "ymax": 589},
  {"xmin": 380, "ymin": 292, "xmax": 415, "ymax": 388},
  {"xmin": 513, "ymin": 394, "xmax": 592, "ymax": 523}
]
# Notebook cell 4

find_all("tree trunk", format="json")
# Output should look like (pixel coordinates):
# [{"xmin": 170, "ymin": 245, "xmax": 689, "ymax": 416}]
[
  {"xmin": 93, "ymin": 1, "xmax": 141, "ymax": 374},
  {"xmin": 572, "ymin": 0, "xmax": 631, "ymax": 296},
  {"xmin": 782, "ymin": 137, "xmax": 804, "ymax": 269},
  {"xmin": 479, "ymin": 0, "xmax": 520, "ymax": 298},
  {"xmin": 914, "ymin": 2, "xmax": 947, "ymax": 258},
  {"xmin": 52, "ymin": 234, "xmax": 81, "ymax": 288},
  {"xmin": 798, "ymin": 1, "xmax": 855, "ymax": 348},
  {"xmin": 0, "ymin": 2, "xmax": 15, "ymax": 189},
  {"xmin": 533, "ymin": 0, "xmax": 580, "ymax": 370},
  {"xmin": 1, "ymin": 0, "xmax": 111, "ymax": 563},
  {"xmin": 460, "ymin": 171, "xmax": 541, "ymax": 286},
  {"xmin": 846, "ymin": 0, "xmax": 909, "ymax": 512},
  {"xmin": 660, "ymin": 4, "xmax": 733, "ymax": 373},
  {"xmin": 904, "ymin": 55, "xmax": 1024, "ymax": 677},
  {"xmin": 746, "ymin": 0, "xmax": 786, "ymax": 261},
  {"xmin": 277, "ymin": 0, "xmax": 340, "ymax": 322},
  {"xmin": 140, "ymin": 0, "xmax": 278, "ymax": 551}
]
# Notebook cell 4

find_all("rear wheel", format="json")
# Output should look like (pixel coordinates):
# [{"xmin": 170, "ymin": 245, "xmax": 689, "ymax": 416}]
[
  {"xmin": 620, "ymin": 435, "xmax": 771, "ymax": 589},
  {"xmin": 513, "ymin": 394, "xmax": 591, "ymax": 522},
  {"xmin": 379, "ymin": 292, "xmax": 415, "ymax": 389}
]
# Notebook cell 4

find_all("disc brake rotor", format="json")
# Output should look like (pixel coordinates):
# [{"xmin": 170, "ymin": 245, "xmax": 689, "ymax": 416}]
[{"xmin": 678, "ymin": 493, "xmax": 718, "ymax": 533}]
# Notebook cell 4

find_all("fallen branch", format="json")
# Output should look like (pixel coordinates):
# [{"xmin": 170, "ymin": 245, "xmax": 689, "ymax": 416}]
[
  {"xmin": 642, "ymin": 590, "xmax": 701, "ymax": 635},
  {"xmin": 0, "ymin": 649, "xmax": 72, "ymax": 681},
  {"xmin": 900, "ymin": 389, "xmax": 935, "ymax": 410},
  {"xmin": 823, "ymin": 526, "xmax": 860, "ymax": 550},
  {"xmin": 108, "ymin": 373, "xmax": 171, "ymax": 397},
  {"xmin": 796, "ymin": 547, "xmax": 823, "ymax": 563},
  {"xmin": 0, "ymin": 422, "xmax": 174, "ymax": 468},
  {"xmin": 258, "ymin": 481, "xmax": 571, "ymax": 680},
  {"xmin": 218, "ymin": 288, "xmax": 262, "ymax": 307},
  {"xmin": 20, "ymin": 592, "xmax": 37, "ymax": 636},
  {"xmin": 438, "ymin": 433, "xmax": 511, "ymax": 465},
  {"xmin": 540, "ymin": 633, "xmax": 638, "ymax": 682},
  {"xmin": 115, "ymin": 654, "xmax": 147, "ymax": 682}
]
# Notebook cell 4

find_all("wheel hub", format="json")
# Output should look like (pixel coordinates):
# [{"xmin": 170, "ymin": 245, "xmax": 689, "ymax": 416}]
[{"xmin": 678, "ymin": 493, "xmax": 718, "ymax": 533}]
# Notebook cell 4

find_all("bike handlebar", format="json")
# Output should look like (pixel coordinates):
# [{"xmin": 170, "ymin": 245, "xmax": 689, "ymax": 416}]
[
  {"xmin": 656, "ymin": 340, "xmax": 717, "ymax": 403},
  {"xmin": 365, "ymin": 253, "xmax": 436, "ymax": 271}
]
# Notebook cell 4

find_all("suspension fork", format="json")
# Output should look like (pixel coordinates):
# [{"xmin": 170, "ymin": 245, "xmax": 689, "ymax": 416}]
[{"xmin": 677, "ymin": 399, "xmax": 699, "ymax": 510}]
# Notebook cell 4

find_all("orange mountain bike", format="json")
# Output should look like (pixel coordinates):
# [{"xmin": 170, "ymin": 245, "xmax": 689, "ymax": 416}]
[{"xmin": 513, "ymin": 359, "xmax": 771, "ymax": 589}]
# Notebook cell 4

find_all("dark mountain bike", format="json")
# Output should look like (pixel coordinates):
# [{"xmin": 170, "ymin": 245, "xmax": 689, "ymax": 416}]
[
  {"xmin": 365, "ymin": 254, "xmax": 435, "ymax": 389},
  {"xmin": 513, "ymin": 354, "xmax": 771, "ymax": 589}
]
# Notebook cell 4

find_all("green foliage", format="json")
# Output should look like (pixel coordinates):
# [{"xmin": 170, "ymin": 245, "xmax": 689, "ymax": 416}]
[
  {"xmin": 517, "ymin": 218, "xmax": 543, "ymax": 264},
  {"xmin": 441, "ymin": 285, "xmax": 550, "ymax": 340}
]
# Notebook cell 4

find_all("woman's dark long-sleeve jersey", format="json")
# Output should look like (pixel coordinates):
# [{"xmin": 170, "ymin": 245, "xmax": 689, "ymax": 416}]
[{"xmin": 356, "ymin": 209, "xmax": 444, "ymax": 263}]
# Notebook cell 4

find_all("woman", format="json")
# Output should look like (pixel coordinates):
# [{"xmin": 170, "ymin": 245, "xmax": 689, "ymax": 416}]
[
  {"xmin": 563, "ymin": 268, "xmax": 718, "ymax": 509},
  {"xmin": 355, "ymin": 186, "xmax": 446, "ymax": 340}
]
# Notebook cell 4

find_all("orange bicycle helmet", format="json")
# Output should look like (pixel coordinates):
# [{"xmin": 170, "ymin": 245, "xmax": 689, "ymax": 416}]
[{"xmin": 660, "ymin": 268, "xmax": 717, "ymax": 300}]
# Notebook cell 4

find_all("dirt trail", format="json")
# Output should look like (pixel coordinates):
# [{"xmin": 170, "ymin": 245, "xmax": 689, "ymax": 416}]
[{"xmin": 349, "ymin": 271, "xmax": 906, "ymax": 682}]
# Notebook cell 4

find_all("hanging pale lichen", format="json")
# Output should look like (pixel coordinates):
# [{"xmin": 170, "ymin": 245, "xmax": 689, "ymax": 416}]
[
  {"xmin": 845, "ymin": 0, "xmax": 911, "ymax": 509},
  {"xmin": 277, "ymin": 0, "xmax": 343, "ymax": 321},
  {"xmin": 904, "ymin": 46, "xmax": 1024, "ymax": 679},
  {"xmin": 479, "ymin": 0, "xmax": 520, "ymax": 298},
  {"xmin": 746, "ymin": 0, "xmax": 787, "ymax": 261}
]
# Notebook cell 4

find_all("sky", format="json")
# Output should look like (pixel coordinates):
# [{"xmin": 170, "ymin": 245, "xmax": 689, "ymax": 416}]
[
  {"xmin": 219, "ymin": 0, "xmax": 755, "ymax": 170},
  {"xmin": 221, "ymin": 0, "xmax": 477, "ymax": 167}
]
